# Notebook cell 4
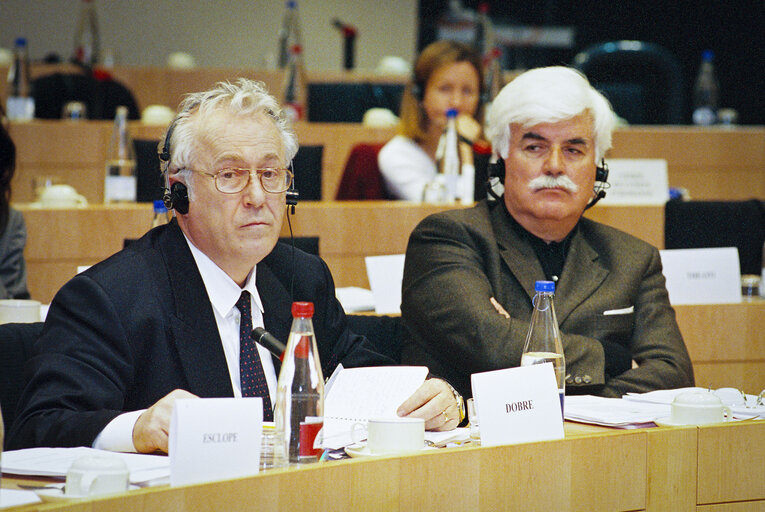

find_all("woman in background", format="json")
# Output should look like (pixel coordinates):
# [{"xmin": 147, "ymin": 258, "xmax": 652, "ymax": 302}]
[
  {"xmin": 378, "ymin": 40, "xmax": 484, "ymax": 201},
  {"xmin": 0, "ymin": 120, "xmax": 30, "ymax": 299}
]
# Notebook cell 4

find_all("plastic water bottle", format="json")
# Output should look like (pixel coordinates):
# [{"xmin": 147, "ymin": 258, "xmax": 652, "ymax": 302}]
[
  {"xmin": 435, "ymin": 109, "xmax": 461, "ymax": 202},
  {"xmin": 274, "ymin": 302, "xmax": 324, "ymax": 464},
  {"xmin": 73, "ymin": 0, "xmax": 100, "ymax": 66},
  {"xmin": 6, "ymin": 37, "xmax": 35, "ymax": 121},
  {"xmin": 151, "ymin": 200, "xmax": 171, "ymax": 228},
  {"xmin": 281, "ymin": 44, "xmax": 307, "ymax": 124},
  {"xmin": 104, "ymin": 106, "xmax": 136, "ymax": 203},
  {"xmin": 692, "ymin": 50, "xmax": 719, "ymax": 126},
  {"xmin": 520, "ymin": 281, "xmax": 566, "ymax": 416},
  {"xmin": 277, "ymin": 0, "xmax": 302, "ymax": 69}
]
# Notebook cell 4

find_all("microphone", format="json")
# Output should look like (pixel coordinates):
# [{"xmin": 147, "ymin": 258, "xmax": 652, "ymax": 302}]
[
  {"xmin": 331, "ymin": 18, "xmax": 357, "ymax": 70},
  {"xmin": 251, "ymin": 327, "xmax": 286, "ymax": 361}
]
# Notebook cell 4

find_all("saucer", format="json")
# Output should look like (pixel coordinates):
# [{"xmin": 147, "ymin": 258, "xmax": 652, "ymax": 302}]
[
  {"xmin": 344, "ymin": 443, "xmax": 434, "ymax": 458},
  {"xmin": 653, "ymin": 416, "xmax": 732, "ymax": 427},
  {"xmin": 34, "ymin": 485, "xmax": 138, "ymax": 503}
]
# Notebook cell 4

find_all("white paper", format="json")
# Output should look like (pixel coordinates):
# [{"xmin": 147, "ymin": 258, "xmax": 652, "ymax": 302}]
[
  {"xmin": 0, "ymin": 447, "xmax": 169, "ymax": 485},
  {"xmin": 565, "ymin": 395, "xmax": 669, "ymax": 427},
  {"xmin": 335, "ymin": 286, "xmax": 375, "ymax": 313},
  {"xmin": 598, "ymin": 158, "xmax": 669, "ymax": 205},
  {"xmin": 0, "ymin": 489, "xmax": 42, "ymax": 508},
  {"xmin": 169, "ymin": 397, "xmax": 262, "ymax": 487},
  {"xmin": 660, "ymin": 247, "xmax": 741, "ymax": 304},
  {"xmin": 365, "ymin": 254, "xmax": 405, "ymax": 314},
  {"xmin": 471, "ymin": 364, "xmax": 564, "ymax": 447},
  {"xmin": 322, "ymin": 366, "xmax": 428, "ymax": 449}
]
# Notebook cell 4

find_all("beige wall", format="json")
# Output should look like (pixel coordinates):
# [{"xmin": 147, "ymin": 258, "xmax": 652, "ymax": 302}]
[{"xmin": 0, "ymin": 0, "xmax": 418, "ymax": 72}]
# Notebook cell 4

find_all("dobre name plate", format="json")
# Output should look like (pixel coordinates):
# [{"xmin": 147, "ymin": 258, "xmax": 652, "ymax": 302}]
[
  {"xmin": 169, "ymin": 397, "xmax": 263, "ymax": 487},
  {"xmin": 659, "ymin": 247, "xmax": 741, "ymax": 305},
  {"xmin": 471, "ymin": 364, "xmax": 564, "ymax": 447}
]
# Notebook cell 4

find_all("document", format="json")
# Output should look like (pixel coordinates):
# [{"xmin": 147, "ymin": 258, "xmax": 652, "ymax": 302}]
[
  {"xmin": 1, "ymin": 447, "xmax": 170, "ymax": 485},
  {"xmin": 564, "ymin": 395, "xmax": 669, "ymax": 428},
  {"xmin": 322, "ymin": 365, "xmax": 429, "ymax": 449}
]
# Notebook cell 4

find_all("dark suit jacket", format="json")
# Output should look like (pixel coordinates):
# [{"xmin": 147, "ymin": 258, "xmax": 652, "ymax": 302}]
[
  {"xmin": 401, "ymin": 200, "xmax": 694, "ymax": 399},
  {"xmin": 8, "ymin": 222, "xmax": 391, "ymax": 449}
]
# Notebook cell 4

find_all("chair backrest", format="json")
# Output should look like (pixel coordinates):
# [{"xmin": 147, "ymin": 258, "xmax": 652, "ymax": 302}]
[
  {"xmin": 308, "ymin": 83, "xmax": 404, "ymax": 123},
  {"xmin": 278, "ymin": 236, "xmax": 319, "ymax": 256},
  {"xmin": 335, "ymin": 143, "xmax": 390, "ymax": 200},
  {"xmin": 31, "ymin": 71, "xmax": 140, "ymax": 120},
  {"xmin": 291, "ymin": 145, "xmax": 323, "ymax": 201},
  {"xmin": 0, "ymin": 321, "xmax": 44, "ymax": 448},
  {"xmin": 346, "ymin": 314, "xmax": 406, "ymax": 363},
  {"xmin": 664, "ymin": 199, "xmax": 765, "ymax": 275},
  {"xmin": 572, "ymin": 41, "xmax": 684, "ymax": 125},
  {"xmin": 134, "ymin": 139, "xmax": 164, "ymax": 202}
]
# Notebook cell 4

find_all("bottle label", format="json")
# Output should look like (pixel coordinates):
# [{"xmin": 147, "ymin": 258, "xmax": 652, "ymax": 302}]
[{"xmin": 298, "ymin": 418, "xmax": 323, "ymax": 457}]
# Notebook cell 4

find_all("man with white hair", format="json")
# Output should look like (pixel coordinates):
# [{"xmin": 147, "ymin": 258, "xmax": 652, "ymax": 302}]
[
  {"xmin": 400, "ymin": 66, "xmax": 693, "ymax": 399},
  {"xmin": 10, "ymin": 79, "xmax": 461, "ymax": 453}
]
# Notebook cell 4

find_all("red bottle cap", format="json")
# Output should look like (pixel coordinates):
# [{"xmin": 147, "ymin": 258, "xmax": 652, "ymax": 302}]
[{"xmin": 291, "ymin": 301, "xmax": 314, "ymax": 318}]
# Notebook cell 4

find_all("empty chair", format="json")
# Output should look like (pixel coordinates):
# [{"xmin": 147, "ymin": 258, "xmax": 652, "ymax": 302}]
[
  {"xmin": 664, "ymin": 199, "xmax": 765, "ymax": 275},
  {"xmin": 336, "ymin": 143, "xmax": 390, "ymax": 200},
  {"xmin": 572, "ymin": 41, "xmax": 683, "ymax": 125},
  {"xmin": 291, "ymin": 145, "xmax": 323, "ymax": 201},
  {"xmin": 308, "ymin": 83, "xmax": 404, "ymax": 123}
]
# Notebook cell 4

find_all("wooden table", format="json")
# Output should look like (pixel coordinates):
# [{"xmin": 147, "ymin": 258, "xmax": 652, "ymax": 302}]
[{"xmin": 3, "ymin": 420, "xmax": 764, "ymax": 511}]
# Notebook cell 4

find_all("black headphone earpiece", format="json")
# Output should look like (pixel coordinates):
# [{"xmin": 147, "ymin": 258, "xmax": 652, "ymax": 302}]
[{"xmin": 163, "ymin": 181, "xmax": 189, "ymax": 215}]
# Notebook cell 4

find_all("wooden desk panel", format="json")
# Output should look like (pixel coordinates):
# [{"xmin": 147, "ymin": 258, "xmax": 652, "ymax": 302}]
[
  {"xmin": 5, "ymin": 422, "xmax": 764, "ymax": 511},
  {"xmin": 676, "ymin": 301, "xmax": 765, "ymax": 393},
  {"xmin": 9, "ymin": 119, "xmax": 764, "ymax": 203}
]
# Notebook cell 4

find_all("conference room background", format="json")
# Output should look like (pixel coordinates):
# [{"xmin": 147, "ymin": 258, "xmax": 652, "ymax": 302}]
[{"xmin": 2, "ymin": 0, "xmax": 763, "ymax": 124}]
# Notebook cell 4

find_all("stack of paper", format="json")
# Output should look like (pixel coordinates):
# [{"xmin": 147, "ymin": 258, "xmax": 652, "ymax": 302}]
[{"xmin": 564, "ymin": 395, "xmax": 669, "ymax": 428}]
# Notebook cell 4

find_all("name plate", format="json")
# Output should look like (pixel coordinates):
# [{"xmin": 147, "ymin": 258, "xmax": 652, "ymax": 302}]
[
  {"xmin": 660, "ymin": 247, "xmax": 741, "ymax": 305},
  {"xmin": 471, "ymin": 364, "xmax": 564, "ymax": 447},
  {"xmin": 599, "ymin": 159, "xmax": 669, "ymax": 205},
  {"xmin": 365, "ymin": 254, "xmax": 405, "ymax": 315},
  {"xmin": 169, "ymin": 397, "xmax": 262, "ymax": 486}
]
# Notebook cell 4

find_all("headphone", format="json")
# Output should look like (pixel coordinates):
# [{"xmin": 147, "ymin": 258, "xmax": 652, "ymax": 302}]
[
  {"xmin": 158, "ymin": 116, "xmax": 300, "ymax": 216},
  {"xmin": 487, "ymin": 158, "xmax": 610, "ymax": 209}
]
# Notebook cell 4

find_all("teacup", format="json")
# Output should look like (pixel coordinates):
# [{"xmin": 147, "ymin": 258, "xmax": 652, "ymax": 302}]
[
  {"xmin": 0, "ymin": 299, "xmax": 41, "ymax": 324},
  {"xmin": 38, "ymin": 184, "xmax": 88, "ymax": 208},
  {"xmin": 65, "ymin": 456, "xmax": 129, "ymax": 497},
  {"xmin": 352, "ymin": 417, "xmax": 424, "ymax": 455},
  {"xmin": 671, "ymin": 391, "xmax": 732, "ymax": 425}
]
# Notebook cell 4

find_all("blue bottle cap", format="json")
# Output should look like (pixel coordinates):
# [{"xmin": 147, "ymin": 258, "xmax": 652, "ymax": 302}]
[
  {"xmin": 446, "ymin": 108, "xmax": 458, "ymax": 118},
  {"xmin": 701, "ymin": 49, "xmax": 714, "ymax": 62},
  {"xmin": 535, "ymin": 280, "xmax": 555, "ymax": 292},
  {"xmin": 15, "ymin": 37, "xmax": 27, "ymax": 47},
  {"xmin": 153, "ymin": 199, "xmax": 168, "ymax": 212}
]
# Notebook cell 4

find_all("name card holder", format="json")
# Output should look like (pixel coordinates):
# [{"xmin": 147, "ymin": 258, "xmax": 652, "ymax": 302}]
[
  {"xmin": 471, "ymin": 364, "xmax": 564, "ymax": 447},
  {"xmin": 659, "ymin": 247, "xmax": 742, "ymax": 305},
  {"xmin": 169, "ymin": 397, "xmax": 263, "ymax": 486}
]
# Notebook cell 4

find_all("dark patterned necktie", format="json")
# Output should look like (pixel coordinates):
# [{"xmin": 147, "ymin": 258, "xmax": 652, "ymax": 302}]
[{"xmin": 236, "ymin": 290, "xmax": 273, "ymax": 421}]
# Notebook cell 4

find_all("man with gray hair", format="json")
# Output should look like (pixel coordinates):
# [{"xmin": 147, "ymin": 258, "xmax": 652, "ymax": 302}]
[
  {"xmin": 401, "ymin": 66, "xmax": 693, "ymax": 399},
  {"xmin": 10, "ymin": 79, "xmax": 460, "ymax": 453}
]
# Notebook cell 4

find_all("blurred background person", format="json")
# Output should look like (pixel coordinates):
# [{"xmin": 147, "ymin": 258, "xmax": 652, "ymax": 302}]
[
  {"xmin": 0, "ymin": 117, "xmax": 30, "ymax": 300},
  {"xmin": 378, "ymin": 40, "xmax": 484, "ymax": 201}
]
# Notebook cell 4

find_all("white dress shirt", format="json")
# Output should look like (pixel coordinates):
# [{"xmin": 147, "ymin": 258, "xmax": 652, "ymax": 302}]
[{"xmin": 93, "ymin": 234, "xmax": 278, "ymax": 452}]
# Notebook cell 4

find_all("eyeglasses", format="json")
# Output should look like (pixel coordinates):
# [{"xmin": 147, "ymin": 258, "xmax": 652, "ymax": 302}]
[{"xmin": 187, "ymin": 167, "xmax": 294, "ymax": 194}]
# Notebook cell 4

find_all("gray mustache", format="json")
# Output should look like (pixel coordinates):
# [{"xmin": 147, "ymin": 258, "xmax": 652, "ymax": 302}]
[{"xmin": 527, "ymin": 175, "xmax": 580, "ymax": 193}]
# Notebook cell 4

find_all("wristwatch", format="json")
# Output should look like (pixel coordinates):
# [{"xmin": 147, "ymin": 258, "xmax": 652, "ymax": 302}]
[{"xmin": 445, "ymin": 382, "xmax": 465, "ymax": 423}]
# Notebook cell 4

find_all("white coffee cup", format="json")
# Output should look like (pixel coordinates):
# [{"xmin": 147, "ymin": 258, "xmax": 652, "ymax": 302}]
[
  {"xmin": 671, "ymin": 391, "xmax": 732, "ymax": 425},
  {"xmin": 0, "ymin": 299, "xmax": 41, "ymax": 324},
  {"xmin": 65, "ymin": 456, "xmax": 129, "ymax": 497},
  {"xmin": 352, "ymin": 417, "xmax": 425, "ymax": 455},
  {"xmin": 38, "ymin": 184, "xmax": 88, "ymax": 208}
]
